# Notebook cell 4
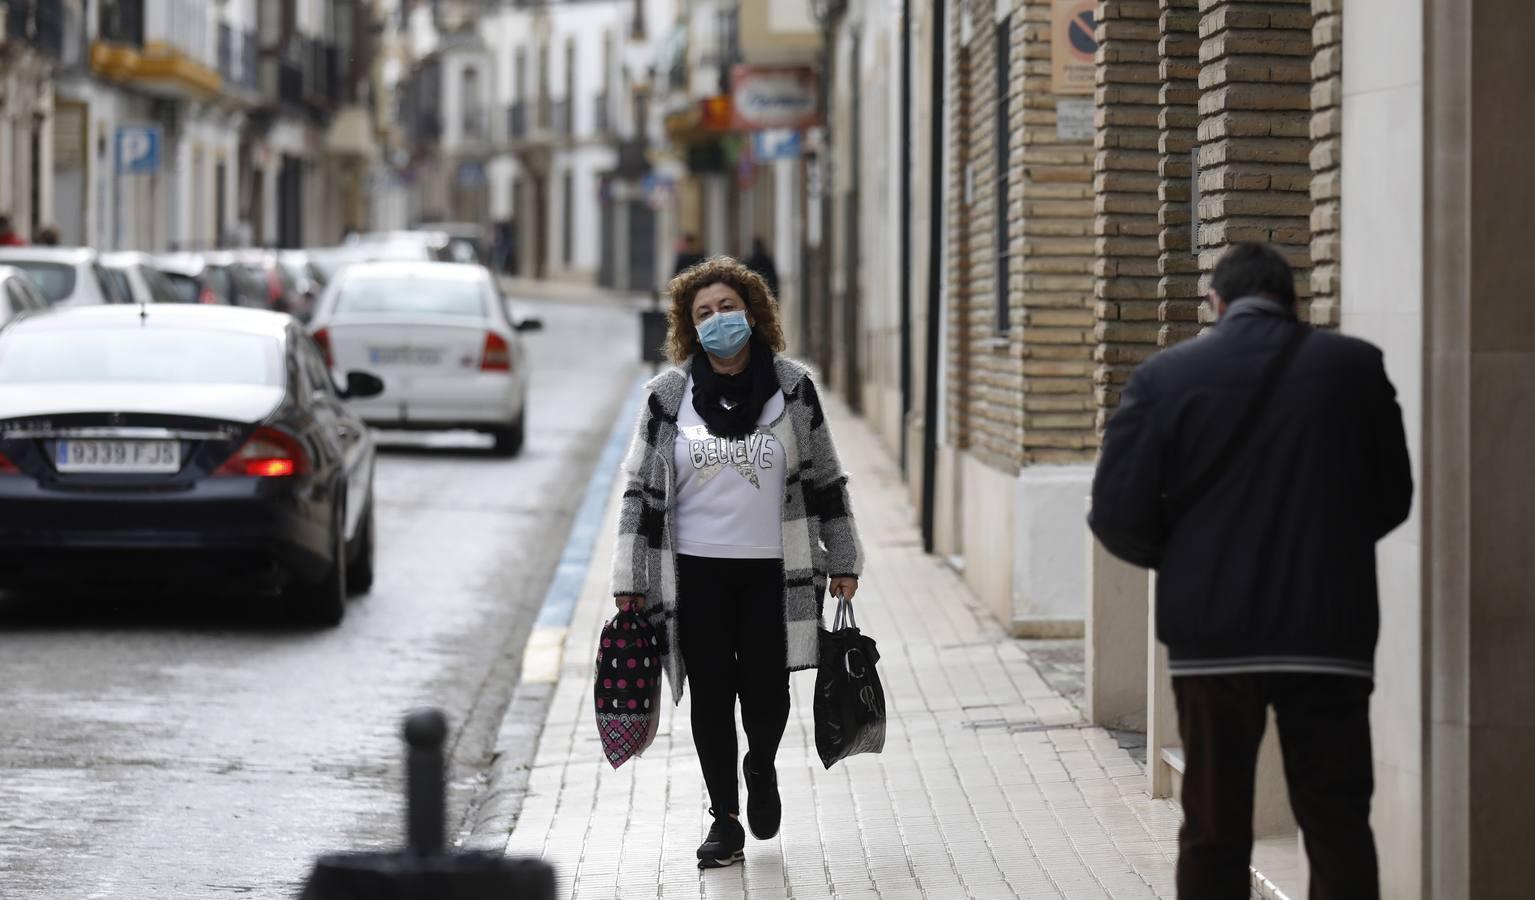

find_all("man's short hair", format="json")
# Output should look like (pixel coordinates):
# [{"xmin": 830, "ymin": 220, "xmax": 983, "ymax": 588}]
[{"xmin": 1210, "ymin": 242, "xmax": 1297, "ymax": 307}]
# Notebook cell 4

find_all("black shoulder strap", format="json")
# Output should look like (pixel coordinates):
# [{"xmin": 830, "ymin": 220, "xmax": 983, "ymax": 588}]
[{"xmin": 1167, "ymin": 324, "xmax": 1312, "ymax": 517}]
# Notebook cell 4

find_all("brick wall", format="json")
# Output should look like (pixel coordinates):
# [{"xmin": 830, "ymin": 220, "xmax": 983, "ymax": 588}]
[
  {"xmin": 947, "ymin": 2, "xmax": 1026, "ymax": 474},
  {"xmin": 1194, "ymin": 0, "xmax": 1315, "ymax": 296},
  {"xmin": 1017, "ymin": 0, "xmax": 1098, "ymax": 464},
  {"xmin": 1092, "ymin": 1, "xmax": 1163, "ymax": 428},
  {"xmin": 1309, "ymin": 0, "xmax": 1341, "ymax": 326}
]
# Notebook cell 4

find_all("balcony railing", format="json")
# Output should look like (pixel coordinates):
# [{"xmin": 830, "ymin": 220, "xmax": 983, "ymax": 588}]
[{"xmin": 508, "ymin": 102, "xmax": 527, "ymax": 140}]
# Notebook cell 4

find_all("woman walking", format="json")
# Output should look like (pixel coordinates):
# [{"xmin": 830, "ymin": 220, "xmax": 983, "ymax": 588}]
[{"xmin": 611, "ymin": 256, "xmax": 864, "ymax": 869}]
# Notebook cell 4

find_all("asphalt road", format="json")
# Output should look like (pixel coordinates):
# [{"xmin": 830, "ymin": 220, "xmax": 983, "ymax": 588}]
[{"xmin": 0, "ymin": 294, "xmax": 641, "ymax": 898}]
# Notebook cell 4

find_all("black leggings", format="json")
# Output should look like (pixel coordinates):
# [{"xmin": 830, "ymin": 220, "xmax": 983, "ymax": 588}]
[{"xmin": 677, "ymin": 554, "xmax": 790, "ymax": 816}]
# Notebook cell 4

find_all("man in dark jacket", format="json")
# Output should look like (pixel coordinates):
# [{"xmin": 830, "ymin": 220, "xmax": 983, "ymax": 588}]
[
  {"xmin": 672, "ymin": 233, "xmax": 705, "ymax": 277},
  {"xmin": 1089, "ymin": 242, "xmax": 1412, "ymax": 900},
  {"xmin": 744, "ymin": 236, "xmax": 779, "ymax": 299}
]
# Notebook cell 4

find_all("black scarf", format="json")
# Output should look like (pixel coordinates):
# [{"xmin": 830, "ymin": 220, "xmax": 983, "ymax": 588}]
[{"xmin": 690, "ymin": 339, "xmax": 778, "ymax": 440}]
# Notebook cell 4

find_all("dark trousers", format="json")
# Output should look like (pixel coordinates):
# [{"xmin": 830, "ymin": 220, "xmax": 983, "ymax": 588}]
[
  {"xmin": 677, "ymin": 554, "xmax": 790, "ymax": 816},
  {"xmin": 1173, "ymin": 673, "xmax": 1379, "ymax": 900}
]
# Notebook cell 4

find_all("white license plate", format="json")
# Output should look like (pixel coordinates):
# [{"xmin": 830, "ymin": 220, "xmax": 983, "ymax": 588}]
[
  {"xmin": 55, "ymin": 439, "xmax": 181, "ymax": 473},
  {"xmin": 369, "ymin": 346, "xmax": 442, "ymax": 366}
]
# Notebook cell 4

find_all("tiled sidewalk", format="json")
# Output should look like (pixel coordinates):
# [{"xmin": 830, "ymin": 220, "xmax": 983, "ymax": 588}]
[{"xmin": 503, "ymin": 395, "xmax": 1182, "ymax": 900}]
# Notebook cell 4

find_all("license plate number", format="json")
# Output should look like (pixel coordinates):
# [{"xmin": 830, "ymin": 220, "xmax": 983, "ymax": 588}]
[
  {"xmin": 55, "ymin": 439, "xmax": 181, "ymax": 473},
  {"xmin": 368, "ymin": 346, "xmax": 442, "ymax": 366}
]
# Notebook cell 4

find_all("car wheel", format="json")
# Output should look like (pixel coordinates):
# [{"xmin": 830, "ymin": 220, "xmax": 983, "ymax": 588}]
[
  {"xmin": 491, "ymin": 411, "xmax": 525, "ymax": 457},
  {"xmin": 291, "ymin": 506, "xmax": 347, "ymax": 626},
  {"xmin": 346, "ymin": 500, "xmax": 375, "ymax": 596}
]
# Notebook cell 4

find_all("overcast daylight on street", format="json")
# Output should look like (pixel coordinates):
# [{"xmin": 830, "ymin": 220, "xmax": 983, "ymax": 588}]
[{"xmin": 0, "ymin": 1, "xmax": 1529, "ymax": 899}]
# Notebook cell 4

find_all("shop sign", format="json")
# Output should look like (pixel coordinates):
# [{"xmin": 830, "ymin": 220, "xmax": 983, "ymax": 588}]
[
  {"xmin": 730, "ymin": 66, "xmax": 819, "ymax": 131},
  {"xmin": 1051, "ymin": 0, "xmax": 1097, "ymax": 95}
]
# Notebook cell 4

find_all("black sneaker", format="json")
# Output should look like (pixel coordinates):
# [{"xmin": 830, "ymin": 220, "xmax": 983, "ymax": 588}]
[
  {"xmin": 743, "ymin": 753, "xmax": 781, "ymax": 840},
  {"xmin": 696, "ymin": 809, "xmax": 745, "ymax": 869}
]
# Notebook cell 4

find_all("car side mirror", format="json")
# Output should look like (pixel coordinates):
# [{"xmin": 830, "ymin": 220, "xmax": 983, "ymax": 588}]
[
  {"xmin": 343, "ymin": 370, "xmax": 385, "ymax": 399},
  {"xmin": 514, "ymin": 318, "xmax": 543, "ymax": 333}
]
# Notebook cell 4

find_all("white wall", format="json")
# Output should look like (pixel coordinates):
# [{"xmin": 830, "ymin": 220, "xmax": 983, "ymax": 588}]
[{"xmin": 1339, "ymin": 2, "xmax": 1425, "ymax": 897}]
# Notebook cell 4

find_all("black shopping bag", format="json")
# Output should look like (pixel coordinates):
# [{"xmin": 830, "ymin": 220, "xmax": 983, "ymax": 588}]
[
  {"xmin": 594, "ymin": 602, "xmax": 663, "ymax": 769},
  {"xmin": 813, "ymin": 594, "xmax": 887, "ymax": 769}
]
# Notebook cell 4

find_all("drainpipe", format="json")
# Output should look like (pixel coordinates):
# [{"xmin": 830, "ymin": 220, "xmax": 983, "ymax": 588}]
[
  {"xmin": 898, "ymin": 0, "xmax": 912, "ymax": 472},
  {"xmin": 920, "ymin": 0, "xmax": 945, "ymax": 554}
]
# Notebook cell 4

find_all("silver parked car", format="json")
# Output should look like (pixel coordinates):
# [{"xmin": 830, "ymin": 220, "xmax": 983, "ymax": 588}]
[
  {"xmin": 101, "ymin": 251, "xmax": 186, "ymax": 305},
  {"xmin": 307, "ymin": 261, "xmax": 541, "ymax": 455},
  {"xmin": 0, "ymin": 265, "xmax": 50, "ymax": 323},
  {"xmin": 0, "ymin": 247, "xmax": 121, "ymax": 306}
]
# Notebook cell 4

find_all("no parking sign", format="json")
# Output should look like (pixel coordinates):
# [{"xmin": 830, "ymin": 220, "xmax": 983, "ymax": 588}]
[{"xmin": 1051, "ymin": 0, "xmax": 1098, "ymax": 95}]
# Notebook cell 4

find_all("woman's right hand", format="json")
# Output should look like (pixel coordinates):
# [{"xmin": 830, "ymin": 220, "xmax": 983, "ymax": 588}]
[{"xmin": 615, "ymin": 594, "xmax": 646, "ymax": 611}]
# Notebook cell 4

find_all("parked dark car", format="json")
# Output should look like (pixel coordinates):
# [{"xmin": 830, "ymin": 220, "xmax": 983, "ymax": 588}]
[
  {"xmin": 0, "ymin": 305, "xmax": 385, "ymax": 624},
  {"xmin": 156, "ymin": 252, "xmax": 249, "ymax": 306},
  {"xmin": 228, "ymin": 250, "xmax": 305, "ymax": 316},
  {"xmin": 202, "ymin": 251, "xmax": 274, "ymax": 309}
]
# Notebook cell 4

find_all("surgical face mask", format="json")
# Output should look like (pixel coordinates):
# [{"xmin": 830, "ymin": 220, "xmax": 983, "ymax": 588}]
[{"xmin": 696, "ymin": 309, "xmax": 752, "ymax": 358}]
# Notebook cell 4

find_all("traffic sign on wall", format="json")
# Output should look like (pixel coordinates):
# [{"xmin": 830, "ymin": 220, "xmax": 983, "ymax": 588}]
[
  {"xmin": 1051, "ymin": 0, "xmax": 1097, "ymax": 95},
  {"xmin": 115, "ymin": 125, "xmax": 162, "ymax": 176}
]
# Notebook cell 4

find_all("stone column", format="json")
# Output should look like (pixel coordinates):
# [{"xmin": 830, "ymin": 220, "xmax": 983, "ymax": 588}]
[
  {"xmin": 1092, "ymin": 0, "xmax": 1163, "ymax": 430},
  {"xmin": 1086, "ymin": 0, "xmax": 1161, "ymax": 730},
  {"xmin": 1157, "ymin": 0, "xmax": 1202, "ymax": 345},
  {"xmin": 1019, "ymin": 0, "xmax": 1098, "ymax": 464},
  {"xmin": 1308, "ymin": 0, "xmax": 1342, "ymax": 326},
  {"xmin": 1194, "ymin": 0, "xmax": 1314, "ymax": 293}
]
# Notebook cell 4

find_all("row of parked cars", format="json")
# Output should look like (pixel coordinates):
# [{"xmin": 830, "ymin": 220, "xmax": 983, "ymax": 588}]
[
  {"xmin": 0, "ymin": 228, "xmax": 534, "ymax": 626},
  {"xmin": 0, "ymin": 229, "xmax": 479, "ymax": 325}
]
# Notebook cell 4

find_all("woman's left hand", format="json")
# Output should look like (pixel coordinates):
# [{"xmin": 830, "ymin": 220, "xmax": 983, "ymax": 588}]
[{"xmin": 830, "ymin": 576, "xmax": 859, "ymax": 603}]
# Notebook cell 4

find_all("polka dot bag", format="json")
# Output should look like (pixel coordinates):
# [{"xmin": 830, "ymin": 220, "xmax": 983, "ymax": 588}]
[{"xmin": 594, "ymin": 601, "xmax": 662, "ymax": 769}]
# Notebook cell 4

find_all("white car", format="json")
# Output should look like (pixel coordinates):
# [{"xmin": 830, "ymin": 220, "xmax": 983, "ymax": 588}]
[
  {"xmin": 100, "ymin": 251, "xmax": 185, "ymax": 305},
  {"xmin": 0, "ymin": 265, "xmax": 50, "ymax": 323},
  {"xmin": 0, "ymin": 246, "xmax": 121, "ymax": 306},
  {"xmin": 307, "ymin": 261, "xmax": 542, "ymax": 455}
]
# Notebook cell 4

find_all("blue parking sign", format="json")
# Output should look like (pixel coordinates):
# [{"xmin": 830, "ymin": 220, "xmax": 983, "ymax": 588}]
[{"xmin": 115, "ymin": 125, "xmax": 162, "ymax": 175}]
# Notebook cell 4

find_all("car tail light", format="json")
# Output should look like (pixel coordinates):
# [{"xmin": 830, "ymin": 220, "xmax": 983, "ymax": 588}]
[
  {"xmin": 266, "ymin": 270, "xmax": 284, "ymax": 305},
  {"xmin": 215, "ymin": 426, "xmax": 309, "ymax": 478},
  {"xmin": 481, "ymin": 331, "xmax": 511, "ymax": 372},
  {"xmin": 0, "ymin": 452, "xmax": 19, "ymax": 474},
  {"xmin": 312, "ymin": 328, "xmax": 333, "ymax": 367},
  {"xmin": 199, "ymin": 286, "xmax": 219, "ymax": 305}
]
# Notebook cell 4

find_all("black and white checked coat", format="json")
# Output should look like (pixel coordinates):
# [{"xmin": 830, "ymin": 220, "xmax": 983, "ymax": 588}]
[{"xmin": 610, "ymin": 356, "xmax": 865, "ymax": 705}]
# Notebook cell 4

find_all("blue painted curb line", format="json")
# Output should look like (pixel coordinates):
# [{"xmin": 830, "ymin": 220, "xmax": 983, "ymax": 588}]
[{"xmin": 533, "ymin": 376, "xmax": 645, "ymax": 629}]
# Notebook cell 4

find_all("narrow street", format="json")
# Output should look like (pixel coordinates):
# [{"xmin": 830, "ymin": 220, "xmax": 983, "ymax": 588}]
[{"xmin": 0, "ymin": 296, "xmax": 640, "ymax": 899}]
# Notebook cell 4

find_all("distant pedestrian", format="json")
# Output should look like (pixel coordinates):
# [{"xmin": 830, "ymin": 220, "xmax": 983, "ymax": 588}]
[
  {"xmin": 0, "ymin": 215, "xmax": 26, "ymax": 247},
  {"xmin": 35, "ymin": 225, "xmax": 60, "ymax": 246},
  {"xmin": 672, "ymin": 233, "xmax": 705, "ymax": 277},
  {"xmin": 611, "ymin": 256, "xmax": 864, "ymax": 870},
  {"xmin": 743, "ymin": 236, "xmax": 779, "ymax": 299},
  {"xmin": 1089, "ymin": 242, "xmax": 1412, "ymax": 900}
]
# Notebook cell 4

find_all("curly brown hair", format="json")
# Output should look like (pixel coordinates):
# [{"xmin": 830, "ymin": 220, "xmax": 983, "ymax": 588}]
[{"xmin": 664, "ymin": 255, "xmax": 787, "ymax": 364}]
